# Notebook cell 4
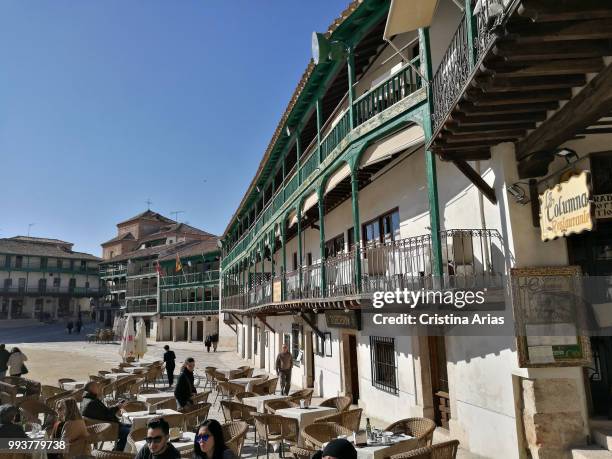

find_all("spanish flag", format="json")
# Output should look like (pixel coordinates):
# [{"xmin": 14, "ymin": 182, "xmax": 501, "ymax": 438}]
[{"xmin": 175, "ymin": 254, "xmax": 183, "ymax": 272}]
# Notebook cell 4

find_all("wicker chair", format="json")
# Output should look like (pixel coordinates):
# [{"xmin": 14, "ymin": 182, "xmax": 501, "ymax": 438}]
[
  {"xmin": 290, "ymin": 446, "xmax": 317, "ymax": 459},
  {"xmin": 235, "ymin": 391, "xmax": 257, "ymax": 402},
  {"xmin": 44, "ymin": 390, "xmax": 72, "ymax": 409},
  {"xmin": 264, "ymin": 399, "xmax": 297, "ymax": 414},
  {"xmin": 314, "ymin": 408, "xmax": 362, "ymax": 432},
  {"xmin": 301, "ymin": 422, "xmax": 352, "ymax": 449},
  {"xmin": 222, "ymin": 420, "xmax": 249, "ymax": 457},
  {"xmin": 19, "ymin": 399, "xmax": 56, "ymax": 423},
  {"xmin": 126, "ymin": 427, "xmax": 147, "ymax": 454},
  {"xmin": 91, "ymin": 450, "xmax": 133, "ymax": 459},
  {"xmin": 98, "ymin": 370, "xmax": 111, "ymax": 377},
  {"xmin": 122, "ymin": 401, "xmax": 148, "ymax": 412},
  {"xmin": 87, "ymin": 422, "xmax": 115, "ymax": 450},
  {"xmin": 127, "ymin": 378, "xmax": 146, "ymax": 399},
  {"xmin": 254, "ymin": 413, "xmax": 299, "ymax": 459},
  {"xmin": 57, "ymin": 378, "xmax": 76, "ymax": 389},
  {"xmin": 138, "ymin": 387, "xmax": 161, "ymax": 394},
  {"xmin": 215, "ymin": 381, "xmax": 235, "ymax": 404},
  {"xmin": 252, "ymin": 377, "xmax": 278, "ymax": 395},
  {"xmin": 385, "ymin": 418, "xmax": 437, "ymax": 447},
  {"xmin": 287, "ymin": 388, "xmax": 314, "ymax": 405},
  {"xmin": 318, "ymin": 395, "xmax": 352, "ymax": 412},
  {"xmin": 390, "ymin": 440, "xmax": 460, "ymax": 459},
  {"xmin": 69, "ymin": 388, "xmax": 85, "ymax": 403},
  {"xmin": 192, "ymin": 390, "xmax": 211, "ymax": 405},
  {"xmin": 152, "ymin": 397, "xmax": 178, "ymax": 410},
  {"xmin": 40, "ymin": 385, "xmax": 64, "ymax": 402},
  {"xmin": 183, "ymin": 402, "xmax": 212, "ymax": 431},
  {"xmin": 220, "ymin": 400, "xmax": 257, "ymax": 424},
  {"xmin": 163, "ymin": 413, "xmax": 184, "ymax": 429},
  {"xmin": 204, "ymin": 367, "xmax": 217, "ymax": 390}
]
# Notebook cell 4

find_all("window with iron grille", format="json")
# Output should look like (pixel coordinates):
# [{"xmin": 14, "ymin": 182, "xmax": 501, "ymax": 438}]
[{"xmin": 370, "ymin": 336, "xmax": 398, "ymax": 394}]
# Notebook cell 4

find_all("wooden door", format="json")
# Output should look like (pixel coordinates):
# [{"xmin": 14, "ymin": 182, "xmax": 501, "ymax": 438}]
[
  {"xmin": 428, "ymin": 335, "xmax": 450, "ymax": 428},
  {"xmin": 348, "ymin": 334, "xmax": 360, "ymax": 403}
]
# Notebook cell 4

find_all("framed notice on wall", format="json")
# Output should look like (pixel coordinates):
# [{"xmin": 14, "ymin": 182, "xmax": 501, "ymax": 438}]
[{"xmin": 511, "ymin": 266, "xmax": 591, "ymax": 368}]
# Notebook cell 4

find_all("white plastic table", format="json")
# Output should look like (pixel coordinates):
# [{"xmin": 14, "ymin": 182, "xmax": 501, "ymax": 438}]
[
  {"xmin": 242, "ymin": 394, "xmax": 289, "ymax": 412},
  {"xmin": 275, "ymin": 406, "xmax": 337, "ymax": 445},
  {"xmin": 106, "ymin": 372, "xmax": 132, "ymax": 380},
  {"xmin": 355, "ymin": 435, "xmax": 418, "ymax": 459},
  {"xmin": 61, "ymin": 380, "xmax": 87, "ymax": 391},
  {"xmin": 121, "ymin": 408, "xmax": 182, "ymax": 430},
  {"xmin": 136, "ymin": 391, "xmax": 176, "ymax": 405},
  {"xmin": 229, "ymin": 377, "xmax": 265, "ymax": 391}
]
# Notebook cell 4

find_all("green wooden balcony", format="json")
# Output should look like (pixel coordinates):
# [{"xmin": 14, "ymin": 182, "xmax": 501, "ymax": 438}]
[
  {"xmin": 160, "ymin": 300, "xmax": 219, "ymax": 315},
  {"xmin": 0, "ymin": 286, "xmax": 102, "ymax": 298},
  {"xmin": 159, "ymin": 271, "xmax": 220, "ymax": 288},
  {"xmin": 100, "ymin": 266, "xmax": 127, "ymax": 277},
  {"xmin": 2, "ymin": 263, "xmax": 99, "ymax": 276}
]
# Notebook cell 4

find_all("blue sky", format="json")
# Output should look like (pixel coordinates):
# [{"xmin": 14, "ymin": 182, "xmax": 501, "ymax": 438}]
[{"xmin": 0, "ymin": 0, "xmax": 348, "ymax": 256}]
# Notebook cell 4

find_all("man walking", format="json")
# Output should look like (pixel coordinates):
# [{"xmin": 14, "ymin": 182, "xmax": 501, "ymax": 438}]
[
  {"xmin": 163, "ymin": 345, "xmax": 176, "ymax": 387},
  {"xmin": 0, "ymin": 345, "xmax": 9, "ymax": 379},
  {"xmin": 275, "ymin": 344, "xmax": 293, "ymax": 396}
]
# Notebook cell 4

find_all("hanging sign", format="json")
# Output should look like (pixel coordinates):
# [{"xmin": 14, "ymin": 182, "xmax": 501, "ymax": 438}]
[
  {"xmin": 539, "ymin": 171, "xmax": 594, "ymax": 241},
  {"xmin": 594, "ymin": 194, "xmax": 612, "ymax": 220}
]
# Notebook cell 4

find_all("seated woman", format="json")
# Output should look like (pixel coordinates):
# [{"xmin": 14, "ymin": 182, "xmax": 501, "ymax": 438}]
[
  {"xmin": 192, "ymin": 419, "xmax": 237, "ymax": 459},
  {"xmin": 50, "ymin": 398, "xmax": 90, "ymax": 458}
]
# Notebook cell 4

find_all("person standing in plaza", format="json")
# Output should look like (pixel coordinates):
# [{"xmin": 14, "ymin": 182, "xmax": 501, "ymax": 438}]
[
  {"xmin": 204, "ymin": 335, "xmax": 212, "ymax": 353},
  {"xmin": 163, "ymin": 345, "xmax": 176, "ymax": 387},
  {"xmin": 0, "ymin": 345, "xmax": 9, "ymax": 378},
  {"xmin": 66, "ymin": 320, "xmax": 73, "ymax": 334},
  {"xmin": 7, "ymin": 347, "xmax": 27, "ymax": 377},
  {"xmin": 174, "ymin": 357, "xmax": 197, "ymax": 410},
  {"xmin": 211, "ymin": 332, "xmax": 218, "ymax": 352},
  {"xmin": 275, "ymin": 343, "xmax": 293, "ymax": 396},
  {"xmin": 75, "ymin": 318, "xmax": 82, "ymax": 334}
]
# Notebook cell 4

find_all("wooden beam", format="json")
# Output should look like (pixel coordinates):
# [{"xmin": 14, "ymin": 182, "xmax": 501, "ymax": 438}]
[
  {"xmin": 473, "ymin": 75, "xmax": 586, "ymax": 92},
  {"xmin": 440, "ymin": 130, "xmax": 525, "ymax": 144},
  {"xmin": 299, "ymin": 312, "xmax": 324, "ymax": 339},
  {"xmin": 518, "ymin": 0, "xmax": 612, "ymax": 22},
  {"xmin": 457, "ymin": 101, "xmax": 558, "ymax": 115},
  {"xmin": 230, "ymin": 313, "xmax": 243, "ymax": 325},
  {"xmin": 257, "ymin": 314, "xmax": 276, "ymax": 334},
  {"xmin": 452, "ymin": 160, "xmax": 497, "ymax": 204},
  {"xmin": 493, "ymin": 40, "xmax": 612, "ymax": 62},
  {"xmin": 445, "ymin": 122, "xmax": 535, "ymax": 134},
  {"xmin": 483, "ymin": 58, "xmax": 603, "ymax": 78},
  {"xmin": 507, "ymin": 19, "xmax": 612, "ymax": 43},
  {"xmin": 579, "ymin": 128, "xmax": 612, "ymax": 134},
  {"xmin": 468, "ymin": 89, "xmax": 573, "ymax": 106},
  {"xmin": 517, "ymin": 62, "xmax": 612, "ymax": 160},
  {"xmin": 450, "ymin": 112, "xmax": 547, "ymax": 126},
  {"xmin": 439, "ymin": 150, "xmax": 491, "ymax": 161}
]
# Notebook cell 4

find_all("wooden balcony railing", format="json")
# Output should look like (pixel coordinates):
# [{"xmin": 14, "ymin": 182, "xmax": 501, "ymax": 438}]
[
  {"xmin": 221, "ymin": 229, "xmax": 504, "ymax": 312},
  {"xmin": 160, "ymin": 300, "xmax": 219, "ymax": 314},
  {"xmin": 159, "ymin": 270, "xmax": 220, "ymax": 288},
  {"xmin": 0, "ymin": 286, "xmax": 102, "ymax": 297}
]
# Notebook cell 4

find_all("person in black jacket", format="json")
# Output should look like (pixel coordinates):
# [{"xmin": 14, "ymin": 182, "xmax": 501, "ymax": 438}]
[
  {"xmin": 0, "ymin": 404, "xmax": 28, "ymax": 438},
  {"xmin": 80, "ymin": 381, "xmax": 130, "ymax": 451},
  {"xmin": 174, "ymin": 357, "xmax": 197, "ymax": 410},
  {"xmin": 163, "ymin": 345, "xmax": 176, "ymax": 387},
  {"xmin": 0, "ymin": 344, "xmax": 9, "ymax": 379},
  {"xmin": 135, "ymin": 417, "xmax": 180, "ymax": 459}
]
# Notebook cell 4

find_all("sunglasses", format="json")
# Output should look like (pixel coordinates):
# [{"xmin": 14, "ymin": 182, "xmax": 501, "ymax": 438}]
[
  {"xmin": 145, "ymin": 436, "xmax": 164, "ymax": 444},
  {"xmin": 195, "ymin": 434, "xmax": 210, "ymax": 443}
]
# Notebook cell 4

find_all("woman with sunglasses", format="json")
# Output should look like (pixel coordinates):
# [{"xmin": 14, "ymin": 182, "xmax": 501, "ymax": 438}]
[{"xmin": 193, "ymin": 419, "xmax": 237, "ymax": 459}]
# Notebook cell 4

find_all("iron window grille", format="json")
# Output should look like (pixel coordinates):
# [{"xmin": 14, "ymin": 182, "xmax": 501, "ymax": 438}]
[{"xmin": 370, "ymin": 336, "xmax": 398, "ymax": 395}]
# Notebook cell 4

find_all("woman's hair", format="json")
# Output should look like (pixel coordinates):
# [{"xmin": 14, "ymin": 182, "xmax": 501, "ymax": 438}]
[
  {"xmin": 10, "ymin": 347, "xmax": 19, "ymax": 353},
  {"xmin": 193, "ymin": 419, "xmax": 227, "ymax": 459},
  {"xmin": 57, "ymin": 398, "xmax": 82, "ymax": 422}
]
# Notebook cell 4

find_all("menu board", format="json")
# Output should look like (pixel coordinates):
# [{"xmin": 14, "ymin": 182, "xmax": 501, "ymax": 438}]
[{"xmin": 511, "ymin": 266, "xmax": 591, "ymax": 368}]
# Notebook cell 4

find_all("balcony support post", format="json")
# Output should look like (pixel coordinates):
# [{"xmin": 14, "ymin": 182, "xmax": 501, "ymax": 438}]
[
  {"xmin": 270, "ymin": 230, "xmax": 276, "ymax": 282},
  {"xmin": 350, "ymin": 169, "xmax": 362, "ymax": 292},
  {"xmin": 419, "ymin": 27, "xmax": 443, "ymax": 279},
  {"xmin": 317, "ymin": 187, "xmax": 326, "ymax": 297},
  {"xmin": 297, "ymin": 204, "xmax": 303, "ymax": 294},
  {"xmin": 296, "ymin": 133, "xmax": 302, "ymax": 185},
  {"xmin": 316, "ymin": 98, "xmax": 323, "ymax": 164},
  {"xmin": 347, "ymin": 48, "xmax": 356, "ymax": 129}
]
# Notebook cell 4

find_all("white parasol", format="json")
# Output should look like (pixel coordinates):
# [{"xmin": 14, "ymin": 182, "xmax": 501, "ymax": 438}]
[
  {"xmin": 119, "ymin": 315, "xmax": 136, "ymax": 360},
  {"xmin": 135, "ymin": 318, "xmax": 148, "ymax": 359}
]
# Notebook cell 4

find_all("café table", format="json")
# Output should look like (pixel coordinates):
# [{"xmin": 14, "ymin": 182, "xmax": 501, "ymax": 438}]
[
  {"xmin": 121, "ymin": 408, "xmax": 182, "ymax": 430},
  {"xmin": 229, "ymin": 377, "xmax": 265, "ymax": 391},
  {"xmin": 275, "ymin": 406, "xmax": 337, "ymax": 445},
  {"xmin": 134, "ymin": 431, "xmax": 195, "ymax": 453},
  {"xmin": 354, "ymin": 435, "xmax": 418, "ymax": 459},
  {"xmin": 216, "ymin": 368, "xmax": 240, "ymax": 379},
  {"xmin": 242, "ymin": 394, "xmax": 289, "ymax": 412},
  {"xmin": 136, "ymin": 391, "xmax": 176, "ymax": 405},
  {"xmin": 106, "ymin": 372, "xmax": 132, "ymax": 380},
  {"xmin": 123, "ymin": 366, "xmax": 149, "ymax": 374},
  {"xmin": 61, "ymin": 380, "xmax": 87, "ymax": 391}
]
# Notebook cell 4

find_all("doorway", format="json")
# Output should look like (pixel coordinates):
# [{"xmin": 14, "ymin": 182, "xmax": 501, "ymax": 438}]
[
  {"xmin": 341, "ymin": 334, "xmax": 360, "ymax": 404},
  {"xmin": 196, "ymin": 321, "xmax": 203, "ymax": 341},
  {"xmin": 428, "ymin": 335, "xmax": 450, "ymax": 428},
  {"xmin": 568, "ymin": 221, "xmax": 612, "ymax": 417}
]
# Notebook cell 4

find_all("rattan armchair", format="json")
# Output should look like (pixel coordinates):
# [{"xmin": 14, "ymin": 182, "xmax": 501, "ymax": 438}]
[
  {"xmin": 40, "ymin": 385, "xmax": 64, "ymax": 402},
  {"xmin": 252, "ymin": 377, "xmax": 278, "ymax": 395},
  {"xmin": 57, "ymin": 378, "xmax": 76, "ymax": 389},
  {"xmin": 290, "ymin": 446, "xmax": 317, "ymax": 459},
  {"xmin": 215, "ymin": 381, "xmax": 236, "ymax": 404},
  {"xmin": 138, "ymin": 387, "xmax": 161, "ymax": 394},
  {"xmin": 222, "ymin": 420, "xmax": 249, "ymax": 457},
  {"xmin": 91, "ymin": 450, "xmax": 133, "ymax": 459},
  {"xmin": 203, "ymin": 367, "xmax": 217, "ymax": 390},
  {"xmin": 152, "ymin": 397, "xmax": 178, "ymax": 410},
  {"xmin": 87, "ymin": 422, "xmax": 115, "ymax": 451},
  {"xmin": 19, "ymin": 399, "xmax": 56, "ymax": 423},
  {"xmin": 220, "ymin": 400, "xmax": 257, "ymax": 424},
  {"xmin": 254, "ymin": 413, "xmax": 299, "ymax": 459},
  {"xmin": 126, "ymin": 427, "xmax": 147, "ymax": 454},
  {"xmin": 385, "ymin": 418, "xmax": 436, "ymax": 447},
  {"xmin": 163, "ymin": 413, "xmax": 184, "ymax": 429},
  {"xmin": 122, "ymin": 401, "xmax": 148, "ymax": 412},
  {"xmin": 314, "ymin": 408, "xmax": 362, "ymax": 432},
  {"xmin": 43, "ymin": 390, "xmax": 72, "ymax": 409},
  {"xmin": 183, "ymin": 402, "xmax": 212, "ymax": 431},
  {"xmin": 287, "ymin": 388, "xmax": 314, "ymax": 405},
  {"xmin": 301, "ymin": 422, "xmax": 352, "ymax": 449},
  {"xmin": 390, "ymin": 440, "xmax": 460, "ymax": 459},
  {"xmin": 318, "ymin": 395, "xmax": 352, "ymax": 412},
  {"xmin": 235, "ymin": 391, "xmax": 257, "ymax": 402},
  {"xmin": 192, "ymin": 390, "xmax": 211, "ymax": 404}
]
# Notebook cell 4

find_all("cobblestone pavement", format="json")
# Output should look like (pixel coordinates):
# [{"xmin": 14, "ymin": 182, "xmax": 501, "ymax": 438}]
[{"xmin": 3, "ymin": 322, "xmax": 483, "ymax": 458}]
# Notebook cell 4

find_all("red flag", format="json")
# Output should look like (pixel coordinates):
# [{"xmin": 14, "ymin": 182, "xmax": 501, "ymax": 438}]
[{"xmin": 155, "ymin": 261, "xmax": 163, "ymax": 277}]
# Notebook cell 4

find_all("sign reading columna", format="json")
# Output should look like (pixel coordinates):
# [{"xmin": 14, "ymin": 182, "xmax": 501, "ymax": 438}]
[{"xmin": 539, "ymin": 171, "xmax": 594, "ymax": 241}]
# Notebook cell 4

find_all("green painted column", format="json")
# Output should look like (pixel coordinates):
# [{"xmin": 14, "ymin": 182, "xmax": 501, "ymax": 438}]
[
  {"xmin": 317, "ymin": 188, "xmax": 326, "ymax": 296},
  {"xmin": 316, "ymin": 98, "xmax": 323, "ymax": 163},
  {"xmin": 465, "ymin": 0, "xmax": 476, "ymax": 67},
  {"xmin": 270, "ymin": 230, "xmax": 275, "ymax": 280},
  {"xmin": 347, "ymin": 48, "xmax": 356, "ymax": 129},
  {"xmin": 281, "ymin": 221, "xmax": 287, "ymax": 301},
  {"xmin": 296, "ymin": 134, "xmax": 302, "ymax": 184},
  {"xmin": 350, "ymin": 169, "xmax": 362, "ymax": 291},
  {"xmin": 419, "ymin": 27, "xmax": 443, "ymax": 279},
  {"xmin": 297, "ymin": 205, "xmax": 303, "ymax": 293}
]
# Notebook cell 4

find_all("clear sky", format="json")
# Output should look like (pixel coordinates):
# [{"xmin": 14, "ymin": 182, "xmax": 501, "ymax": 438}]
[{"xmin": 0, "ymin": 0, "xmax": 349, "ymax": 256}]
